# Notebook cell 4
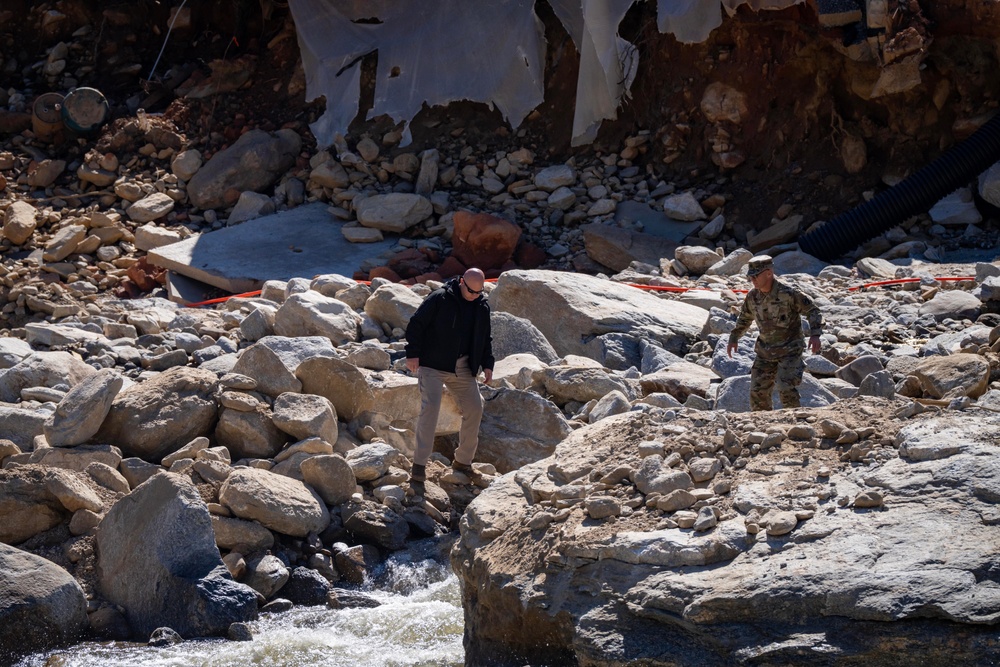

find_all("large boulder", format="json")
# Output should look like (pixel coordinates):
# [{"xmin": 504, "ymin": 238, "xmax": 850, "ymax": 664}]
[
  {"xmin": 911, "ymin": 353, "xmax": 990, "ymax": 399},
  {"xmin": 491, "ymin": 312, "xmax": 559, "ymax": 364},
  {"xmin": 451, "ymin": 211, "xmax": 521, "ymax": 271},
  {"xmin": 355, "ymin": 193, "xmax": 432, "ymax": 232},
  {"xmin": 453, "ymin": 408, "xmax": 1000, "ymax": 666},
  {"xmin": 490, "ymin": 270, "xmax": 708, "ymax": 360},
  {"xmin": 0, "ymin": 405, "xmax": 48, "ymax": 449},
  {"xmin": 0, "ymin": 351, "xmax": 96, "ymax": 403},
  {"xmin": 95, "ymin": 367, "xmax": 219, "ymax": 462},
  {"xmin": 0, "ymin": 543, "xmax": 88, "ymax": 663},
  {"xmin": 363, "ymin": 283, "xmax": 424, "ymax": 331},
  {"xmin": 580, "ymin": 222, "xmax": 680, "ymax": 273},
  {"xmin": 0, "ymin": 465, "xmax": 105, "ymax": 544},
  {"xmin": 273, "ymin": 291, "xmax": 361, "ymax": 345},
  {"xmin": 187, "ymin": 129, "xmax": 301, "ymax": 209},
  {"xmin": 96, "ymin": 472, "xmax": 258, "ymax": 639},
  {"xmin": 297, "ymin": 356, "xmax": 461, "ymax": 441},
  {"xmin": 477, "ymin": 388, "xmax": 572, "ymax": 473},
  {"xmin": 219, "ymin": 468, "xmax": 330, "ymax": 537}
]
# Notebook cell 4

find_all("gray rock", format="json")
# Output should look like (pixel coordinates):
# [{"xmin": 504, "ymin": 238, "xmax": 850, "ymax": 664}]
[
  {"xmin": 835, "ymin": 355, "xmax": 884, "ymax": 387},
  {"xmin": 44, "ymin": 369, "xmax": 124, "ymax": 447},
  {"xmin": 534, "ymin": 165, "xmax": 576, "ymax": 191},
  {"xmin": 281, "ymin": 566, "xmax": 333, "ymax": 606},
  {"xmin": 715, "ymin": 373, "xmax": 837, "ymax": 412},
  {"xmin": 0, "ymin": 351, "xmax": 96, "ymax": 403},
  {"xmin": 215, "ymin": 407, "xmax": 290, "ymax": 460},
  {"xmin": 491, "ymin": 311, "xmax": 559, "ymax": 364},
  {"xmin": 273, "ymin": 291, "xmax": 361, "ymax": 345},
  {"xmin": 127, "ymin": 193, "xmax": 176, "ymax": 223},
  {"xmin": 589, "ymin": 390, "xmax": 631, "ymax": 423},
  {"xmin": 220, "ymin": 468, "xmax": 330, "ymax": 537},
  {"xmin": 345, "ymin": 442, "xmax": 399, "ymax": 482},
  {"xmin": 342, "ymin": 500, "xmax": 409, "ymax": 551},
  {"xmin": 858, "ymin": 370, "xmax": 896, "ymax": 399},
  {"xmin": 244, "ymin": 554, "xmax": 289, "ymax": 599},
  {"xmin": 96, "ymin": 367, "xmax": 218, "ymax": 462},
  {"xmin": 211, "ymin": 515, "xmax": 275, "ymax": 554},
  {"xmin": 272, "ymin": 392, "xmax": 338, "ymax": 444},
  {"xmin": 0, "ymin": 543, "xmax": 88, "ymax": 662},
  {"xmin": 363, "ymin": 283, "xmax": 424, "ymax": 331},
  {"xmin": 491, "ymin": 270, "xmax": 708, "ymax": 360},
  {"xmin": 188, "ymin": 129, "xmax": 301, "ymax": 209},
  {"xmin": 580, "ymin": 222, "xmax": 681, "ymax": 273},
  {"xmin": 301, "ymin": 454, "xmax": 357, "ymax": 506},
  {"xmin": 96, "ymin": 472, "xmax": 257, "ymax": 639},
  {"xmin": 918, "ymin": 290, "xmax": 982, "ymax": 322},
  {"xmin": 355, "ymin": 193, "xmax": 432, "ymax": 232},
  {"xmin": 661, "ymin": 192, "xmax": 705, "ymax": 221},
  {"xmin": 478, "ymin": 388, "xmax": 572, "ymax": 473},
  {"xmin": 0, "ymin": 405, "xmax": 48, "ymax": 449}
]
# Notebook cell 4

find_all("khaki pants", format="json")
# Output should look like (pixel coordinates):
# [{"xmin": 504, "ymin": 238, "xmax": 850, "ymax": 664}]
[{"xmin": 414, "ymin": 356, "xmax": 484, "ymax": 466}]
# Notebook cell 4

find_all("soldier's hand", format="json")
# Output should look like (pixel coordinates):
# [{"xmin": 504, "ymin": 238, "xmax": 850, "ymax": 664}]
[
  {"xmin": 483, "ymin": 369, "xmax": 493, "ymax": 384},
  {"xmin": 726, "ymin": 342, "xmax": 737, "ymax": 358},
  {"xmin": 808, "ymin": 335, "xmax": 821, "ymax": 354},
  {"xmin": 405, "ymin": 358, "xmax": 419, "ymax": 373}
]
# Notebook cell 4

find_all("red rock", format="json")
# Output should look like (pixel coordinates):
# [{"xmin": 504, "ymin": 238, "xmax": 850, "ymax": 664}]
[
  {"xmin": 451, "ymin": 211, "xmax": 521, "ymax": 270},
  {"xmin": 369, "ymin": 266, "xmax": 401, "ymax": 282},
  {"xmin": 414, "ymin": 272, "xmax": 443, "ymax": 284},
  {"xmin": 126, "ymin": 256, "xmax": 165, "ymax": 292},
  {"xmin": 514, "ymin": 241, "xmax": 547, "ymax": 269},
  {"xmin": 388, "ymin": 247, "xmax": 433, "ymax": 279},
  {"xmin": 484, "ymin": 268, "xmax": 503, "ymax": 280},
  {"xmin": 437, "ymin": 255, "xmax": 467, "ymax": 279},
  {"xmin": 352, "ymin": 270, "xmax": 368, "ymax": 281}
]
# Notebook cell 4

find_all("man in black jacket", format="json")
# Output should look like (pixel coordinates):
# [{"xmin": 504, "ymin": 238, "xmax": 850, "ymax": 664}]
[{"xmin": 404, "ymin": 268, "xmax": 495, "ymax": 483}]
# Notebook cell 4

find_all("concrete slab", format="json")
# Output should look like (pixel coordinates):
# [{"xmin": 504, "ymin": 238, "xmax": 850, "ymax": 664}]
[
  {"xmin": 614, "ymin": 201, "xmax": 700, "ymax": 243},
  {"xmin": 147, "ymin": 204, "xmax": 396, "ymax": 293}
]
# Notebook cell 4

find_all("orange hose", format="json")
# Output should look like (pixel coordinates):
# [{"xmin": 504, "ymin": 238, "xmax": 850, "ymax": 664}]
[{"xmin": 184, "ymin": 275, "xmax": 977, "ymax": 307}]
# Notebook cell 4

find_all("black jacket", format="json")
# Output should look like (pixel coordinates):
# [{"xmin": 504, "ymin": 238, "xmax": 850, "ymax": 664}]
[{"xmin": 404, "ymin": 278, "xmax": 494, "ymax": 374}]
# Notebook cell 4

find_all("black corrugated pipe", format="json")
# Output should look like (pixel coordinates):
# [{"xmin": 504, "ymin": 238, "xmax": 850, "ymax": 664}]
[{"xmin": 799, "ymin": 111, "xmax": 1000, "ymax": 261}]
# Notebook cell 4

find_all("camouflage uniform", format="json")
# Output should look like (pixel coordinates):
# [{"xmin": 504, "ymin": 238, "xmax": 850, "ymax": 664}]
[{"xmin": 728, "ymin": 279, "xmax": 822, "ymax": 411}]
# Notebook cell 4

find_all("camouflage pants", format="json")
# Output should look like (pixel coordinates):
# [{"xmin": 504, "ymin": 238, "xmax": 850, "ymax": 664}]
[{"xmin": 750, "ymin": 352, "xmax": 805, "ymax": 411}]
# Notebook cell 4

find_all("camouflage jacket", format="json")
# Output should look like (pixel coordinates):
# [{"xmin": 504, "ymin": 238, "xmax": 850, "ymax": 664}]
[{"xmin": 728, "ymin": 279, "xmax": 822, "ymax": 358}]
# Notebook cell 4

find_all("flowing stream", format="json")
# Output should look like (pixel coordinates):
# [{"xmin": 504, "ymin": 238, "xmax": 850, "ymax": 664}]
[{"xmin": 16, "ymin": 552, "xmax": 464, "ymax": 667}]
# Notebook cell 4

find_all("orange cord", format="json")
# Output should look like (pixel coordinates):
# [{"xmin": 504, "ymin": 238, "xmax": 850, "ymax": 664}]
[{"xmin": 184, "ymin": 275, "xmax": 977, "ymax": 307}]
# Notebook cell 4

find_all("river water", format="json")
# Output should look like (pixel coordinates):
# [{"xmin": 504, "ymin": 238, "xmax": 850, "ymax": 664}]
[{"xmin": 16, "ymin": 552, "xmax": 464, "ymax": 667}]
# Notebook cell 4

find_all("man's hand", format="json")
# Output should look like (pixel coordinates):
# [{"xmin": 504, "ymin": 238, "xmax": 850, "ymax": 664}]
[
  {"xmin": 483, "ymin": 369, "xmax": 493, "ymax": 384},
  {"xmin": 405, "ymin": 358, "xmax": 419, "ymax": 374},
  {"xmin": 726, "ymin": 342, "xmax": 737, "ymax": 358},
  {"xmin": 808, "ymin": 335, "xmax": 821, "ymax": 354}
]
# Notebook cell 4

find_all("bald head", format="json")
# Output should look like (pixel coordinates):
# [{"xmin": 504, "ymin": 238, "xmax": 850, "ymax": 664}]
[{"xmin": 460, "ymin": 268, "xmax": 485, "ymax": 301}]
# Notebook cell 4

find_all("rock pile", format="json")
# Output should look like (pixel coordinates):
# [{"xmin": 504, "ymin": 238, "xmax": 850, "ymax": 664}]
[{"xmin": 4, "ymin": 253, "xmax": 1000, "ymax": 660}]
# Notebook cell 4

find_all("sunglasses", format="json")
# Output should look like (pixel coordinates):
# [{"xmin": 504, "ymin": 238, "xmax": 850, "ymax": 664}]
[{"xmin": 462, "ymin": 280, "xmax": 484, "ymax": 295}]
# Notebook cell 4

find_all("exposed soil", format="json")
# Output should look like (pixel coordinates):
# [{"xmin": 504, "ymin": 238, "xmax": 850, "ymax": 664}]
[{"xmin": 3, "ymin": 1, "xmax": 999, "ymax": 235}]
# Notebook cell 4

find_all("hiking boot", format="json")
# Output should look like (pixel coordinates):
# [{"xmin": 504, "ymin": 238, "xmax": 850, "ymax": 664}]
[
  {"xmin": 410, "ymin": 464, "xmax": 426, "ymax": 483},
  {"xmin": 451, "ymin": 460, "xmax": 473, "ymax": 474}
]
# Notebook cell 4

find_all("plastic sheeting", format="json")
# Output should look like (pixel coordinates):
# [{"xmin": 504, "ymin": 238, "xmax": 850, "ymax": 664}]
[
  {"xmin": 288, "ymin": 0, "xmax": 545, "ymax": 148},
  {"xmin": 550, "ymin": 0, "xmax": 639, "ymax": 146},
  {"xmin": 289, "ymin": 0, "xmax": 806, "ymax": 149}
]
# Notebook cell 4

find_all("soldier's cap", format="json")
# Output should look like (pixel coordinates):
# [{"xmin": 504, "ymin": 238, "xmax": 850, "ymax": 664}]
[{"xmin": 746, "ymin": 255, "xmax": 773, "ymax": 277}]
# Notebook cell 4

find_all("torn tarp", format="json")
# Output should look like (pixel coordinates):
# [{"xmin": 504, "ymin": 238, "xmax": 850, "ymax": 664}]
[
  {"xmin": 288, "ymin": 0, "xmax": 546, "ymax": 147},
  {"xmin": 289, "ymin": 0, "xmax": 806, "ymax": 149},
  {"xmin": 549, "ymin": 0, "xmax": 639, "ymax": 146}
]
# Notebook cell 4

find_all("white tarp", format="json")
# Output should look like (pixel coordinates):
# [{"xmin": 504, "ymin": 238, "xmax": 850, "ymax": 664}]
[
  {"xmin": 288, "ymin": 0, "xmax": 545, "ymax": 148},
  {"xmin": 289, "ymin": 0, "xmax": 805, "ymax": 149},
  {"xmin": 550, "ymin": 0, "xmax": 639, "ymax": 146}
]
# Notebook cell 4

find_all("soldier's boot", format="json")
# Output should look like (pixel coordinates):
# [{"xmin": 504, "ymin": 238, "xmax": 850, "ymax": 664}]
[{"xmin": 779, "ymin": 389, "xmax": 801, "ymax": 409}]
